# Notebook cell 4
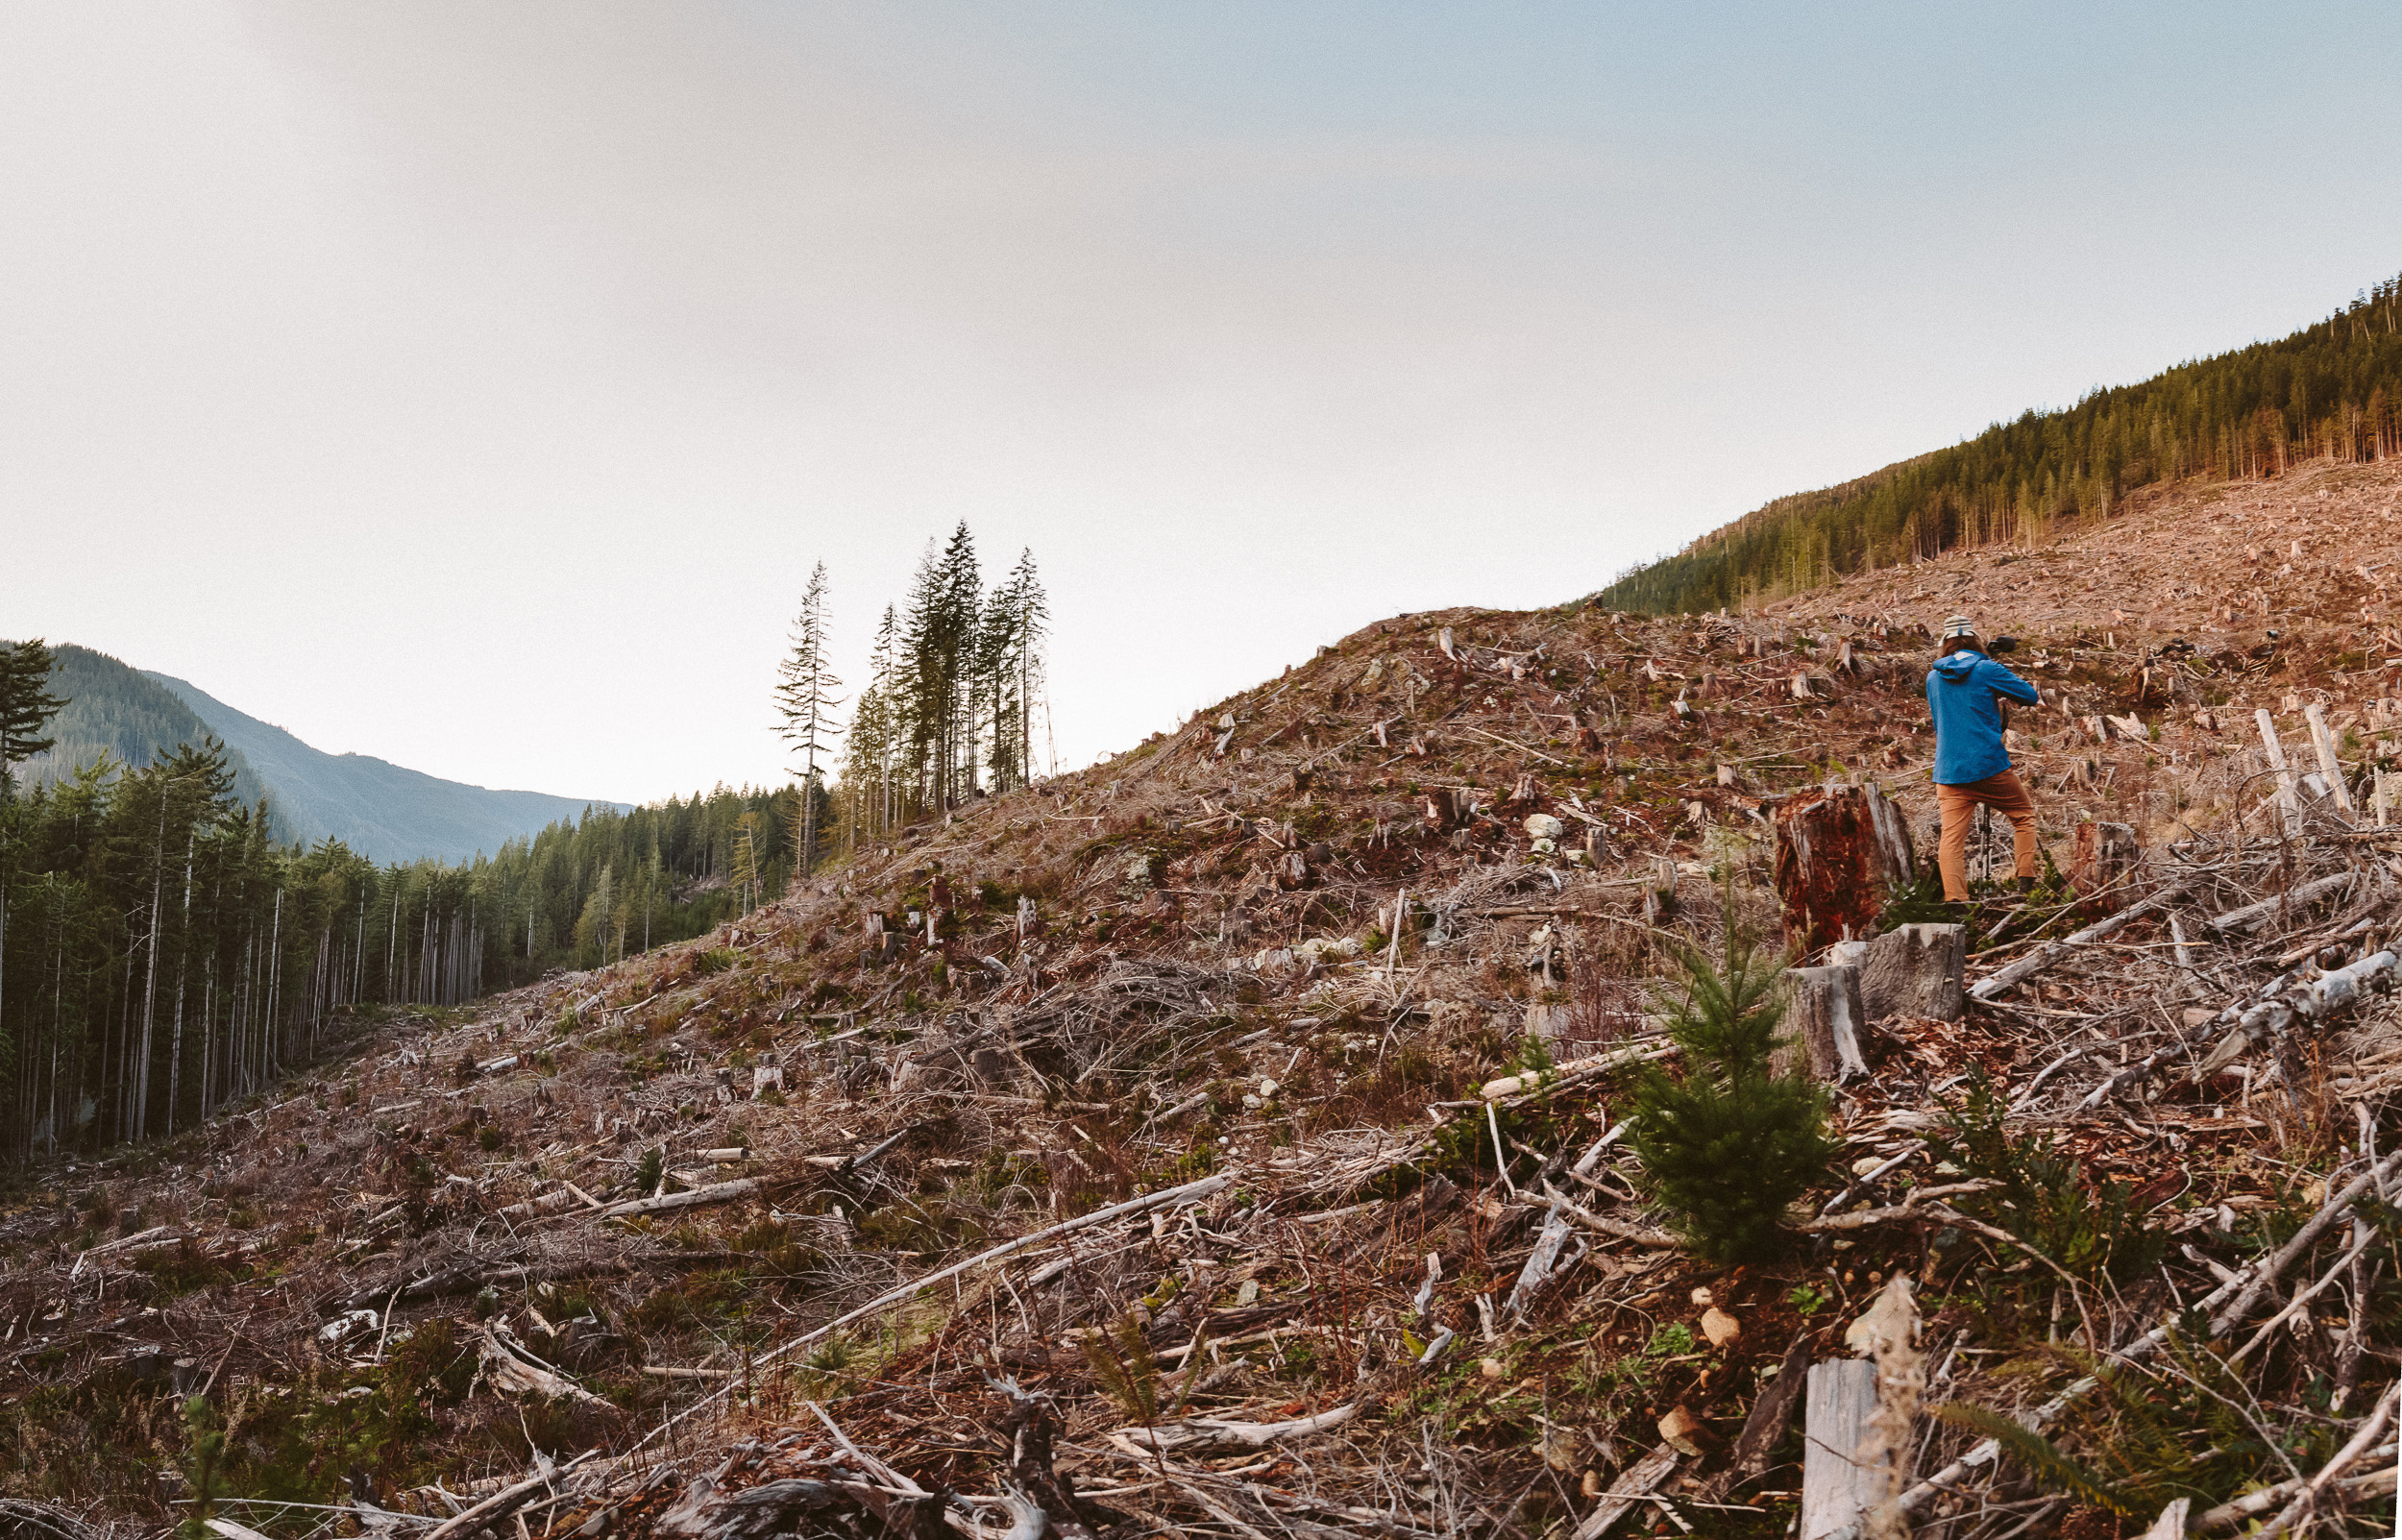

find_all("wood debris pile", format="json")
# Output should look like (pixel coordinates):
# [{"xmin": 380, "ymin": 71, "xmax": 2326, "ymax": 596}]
[{"xmin": 5, "ymin": 462, "xmax": 2402, "ymax": 1538}]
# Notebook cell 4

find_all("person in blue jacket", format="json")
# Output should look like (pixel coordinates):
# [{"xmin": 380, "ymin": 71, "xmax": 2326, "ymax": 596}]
[{"xmin": 1925, "ymin": 615, "xmax": 2044, "ymax": 900}]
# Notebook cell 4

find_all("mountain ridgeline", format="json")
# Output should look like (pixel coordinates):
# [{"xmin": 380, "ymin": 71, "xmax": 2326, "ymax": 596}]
[
  {"xmin": 0, "ymin": 637, "xmax": 817, "ymax": 1158},
  {"xmin": 1598, "ymin": 272, "xmax": 2402, "ymax": 614},
  {"xmin": 13, "ymin": 645, "xmax": 624, "ymax": 864}
]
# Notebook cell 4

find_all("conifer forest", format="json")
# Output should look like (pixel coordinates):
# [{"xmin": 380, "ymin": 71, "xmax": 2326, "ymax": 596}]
[
  {"xmin": 1601, "ymin": 272, "xmax": 2402, "ymax": 613},
  {"xmin": 0, "ymin": 526, "xmax": 1047, "ymax": 1168}
]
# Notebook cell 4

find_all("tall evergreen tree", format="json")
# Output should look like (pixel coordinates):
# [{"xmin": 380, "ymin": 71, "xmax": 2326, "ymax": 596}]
[{"xmin": 774, "ymin": 562, "xmax": 844, "ymax": 880}]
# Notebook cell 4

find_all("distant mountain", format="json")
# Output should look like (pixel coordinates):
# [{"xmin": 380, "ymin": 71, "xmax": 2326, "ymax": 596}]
[
  {"xmin": 11, "ymin": 643, "xmax": 627, "ymax": 864},
  {"xmin": 142, "ymin": 672, "xmax": 627, "ymax": 865},
  {"xmin": 16, "ymin": 645, "xmax": 275, "ymax": 812}
]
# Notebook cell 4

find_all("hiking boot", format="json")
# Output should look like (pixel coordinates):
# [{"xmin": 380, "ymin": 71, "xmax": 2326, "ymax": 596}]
[{"xmin": 2014, "ymin": 876, "xmax": 2035, "ymax": 895}]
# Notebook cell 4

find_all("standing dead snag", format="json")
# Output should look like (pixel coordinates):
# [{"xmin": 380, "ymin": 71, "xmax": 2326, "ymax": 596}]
[{"xmin": 1773, "ymin": 784, "xmax": 1915, "ymax": 957}]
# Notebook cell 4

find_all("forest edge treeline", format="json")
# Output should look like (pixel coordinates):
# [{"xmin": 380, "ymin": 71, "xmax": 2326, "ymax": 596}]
[
  {"xmin": 1599, "ymin": 271, "xmax": 2402, "ymax": 612},
  {"xmin": 0, "ymin": 524, "xmax": 1052, "ymax": 1165}
]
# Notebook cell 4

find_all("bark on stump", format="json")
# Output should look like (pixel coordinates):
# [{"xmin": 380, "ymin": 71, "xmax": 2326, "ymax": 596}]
[
  {"xmin": 2071, "ymin": 820, "xmax": 2140, "ymax": 917},
  {"xmin": 1857, "ymin": 922, "xmax": 1966, "ymax": 1023},
  {"xmin": 1773, "ymin": 784, "xmax": 1915, "ymax": 958},
  {"xmin": 1781, "ymin": 964, "xmax": 1869, "ymax": 1081}
]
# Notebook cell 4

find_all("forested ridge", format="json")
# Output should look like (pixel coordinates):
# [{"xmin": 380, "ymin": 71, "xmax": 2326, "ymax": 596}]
[
  {"xmin": 0, "ymin": 522, "xmax": 1048, "ymax": 1165},
  {"xmin": 1599, "ymin": 271, "xmax": 2402, "ymax": 613},
  {"xmin": 13, "ymin": 645, "xmax": 274, "ymax": 818},
  {"xmin": 0, "ymin": 633, "xmax": 813, "ymax": 1163},
  {"xmin": 13, "ymin": 643, "xmax": 625, "ymax": 864}
]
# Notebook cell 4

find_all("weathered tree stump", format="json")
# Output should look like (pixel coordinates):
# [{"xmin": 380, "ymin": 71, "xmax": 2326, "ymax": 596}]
[
  {"xmin": 2071, "ymin": 820, "xmax": 2140, "ymax": 916},
  {"xmin": 1858, "ymin": 922, "xmax": 1965, "ymax": 1023},
  {"xmin": 1781, "ymin": 964, "xmax": 1869, "ymax": 1081},
  {"xmin": 1801, "ymin": 1359, "xmax": 1879, "ymax": 1540},
  {"xmin": 1773, "ymin": 784, "xmax": 1915, "ymax": 957}
]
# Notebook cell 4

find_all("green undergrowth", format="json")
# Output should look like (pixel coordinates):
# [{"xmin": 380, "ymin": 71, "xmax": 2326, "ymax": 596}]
[{"xmin": 1931, "ymin": 1073, "xmax": 2166, "ymax": 1281}]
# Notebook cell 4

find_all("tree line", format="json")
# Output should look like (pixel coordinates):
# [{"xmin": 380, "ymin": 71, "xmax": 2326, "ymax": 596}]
[
  {"xmin": 0, "ymin": 637, "xmax": 817, "ymax": 1164},
  {"xmin": 0, "ymin": 524, "xmax": 1053, "ymax": 1161},
  {"xmin": 778, "ymin": 524, "xmax": 1049, "ymax": 862},
  {"xmin": 1600, "ymin": 271, "xmax": 2402, "ymax": 613}
]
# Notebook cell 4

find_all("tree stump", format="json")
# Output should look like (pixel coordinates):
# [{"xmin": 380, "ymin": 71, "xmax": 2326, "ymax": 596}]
[
  {"xmin": 1858, "ymin": 923, "xmax": 1965, "ymax": 1022},
  {"xmin": 1781, "ymin": 964, "xmax": 1869, "ymax": 1081},
  {"xmin": 1801, "ymin": 1359, "xmax": 1879, "ymax": 1540},
  {"xmin": 2071, "ymin": 821, "xmax": 2140, "ymax": 917},
  {"xmin": 1773, "ymin": 784, "xmax": 1915, "ymax": 957}
]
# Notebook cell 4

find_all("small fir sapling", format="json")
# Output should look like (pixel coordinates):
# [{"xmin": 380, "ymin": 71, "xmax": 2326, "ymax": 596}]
[{"xmin": 1627, "ymin": 921, "xmax": 1835, "ymax": 1263}]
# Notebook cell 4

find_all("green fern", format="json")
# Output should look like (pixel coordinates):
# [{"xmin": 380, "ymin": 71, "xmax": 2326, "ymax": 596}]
[
  {"xmin": 1930, "ymin": 1071, "xmax": 2164, "ymax": 1280},
  {"xmin": 1081, "ymin": 1312, "xmax": 1206, "ymax": 1427},
  {"xmin": 1935, "ymin": 1403, "xmax": 2135, "ymax": 1518},
  {"xmin": 1941, "ymin": 1333, "xmax": 2308, "ymax": 1520}
]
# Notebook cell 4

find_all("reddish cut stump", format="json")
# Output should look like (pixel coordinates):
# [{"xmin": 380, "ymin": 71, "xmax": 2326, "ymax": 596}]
[
  {"xmin": 2071, "ymin": 820, "xmax": 2140, "ymax": 917},
  {"xmin": 1773, "ymin": 784, "xmax": 1915, "ymax": 958}
]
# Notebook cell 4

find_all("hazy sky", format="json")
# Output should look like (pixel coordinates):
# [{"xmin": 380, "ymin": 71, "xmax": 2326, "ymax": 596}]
[{"xmin": 6, "ymin": 3, "xmax": 2400, "ymax": 805}]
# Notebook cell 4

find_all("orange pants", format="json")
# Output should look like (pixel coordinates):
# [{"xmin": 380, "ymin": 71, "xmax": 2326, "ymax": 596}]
[{"xmin": 1937, "ymin": 770, "xmax": 2038, "ymax": 900}]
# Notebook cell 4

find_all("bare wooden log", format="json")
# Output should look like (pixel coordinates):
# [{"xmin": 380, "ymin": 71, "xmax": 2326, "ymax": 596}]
[
  {"xmin": 1857, "ymin": 923, "xmax": 1965, "ymax": 1022},
  {"xmin": 2258, "ymin": 708, "xmax": 2304, "ymax": 837},
  {"xmin": 1968, "ymin": 878, "xmax": 2197, "ymax": 1000},
  {"xmin": 2204, "ymin": 871, "xmax": 2353, "ymax": 935},
  {"xmin": 2304, "ymin": 701, "xmax": 2358, "ymax": 815},
  {"xmin": 419, "ymin": 1454, "xmax": 596, "ymax": 1540},
  {"xmin": 1782, "ymin": 965, "xmax": 1870, "ymax": 1081},
  {"xmin": 1703, "ymin": 1336, "xmax": 1813, "ymax": 1501},
  {"xmin": 596, "ymin": 1178, "xmax": 760, "ymax": 1219},
  {"xmin": 1108, "ymin": 1402, "xmax": 1359, "ymax": 1454},
  {"xmin": 2190, "ymin": 1445, "xmax": 2397, "ymax": 1532},
  {"xmin": 1801, "ymin": 1360, "xmax": 1879, "ymax": 1540},
  {"xmin": 1572, "ymin": 1445, "xmax": 1679, "ymax": 1539}
]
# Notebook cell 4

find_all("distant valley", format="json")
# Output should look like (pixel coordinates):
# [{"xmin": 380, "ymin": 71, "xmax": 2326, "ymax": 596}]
[{"xmin": 14, "ymin": 644, "xmax": 627, "ymax": 863}]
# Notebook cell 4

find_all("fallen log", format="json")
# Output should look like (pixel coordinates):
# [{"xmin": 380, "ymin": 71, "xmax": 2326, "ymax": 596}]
[
  {"xmin": 1540, "ymin": 1181, "xmax": 1679, "ymax": 1249},
  {"xmin": 420, "ymin": 1454, "xmax": 596, "ymax": 1540},
  {"xmin": 1968, "ymin": 878, "xmax": 2198, "ymax": 1000},
  {"xmin": 1572, "ymin": 1446, "xmax": 1679, "ymax": 1539},
  {"xmin": 596, "ymin": 1178, "xmax": 760, "ymax": 1220},
  {"xmin": 2203, "ymin": 871, "xmax": 2352, "ymax": 935},
  {"xmin": 2189, "ymin": 949, "xmax": 2398, "ymax": 1084},
  {"xmin": 1107, "ymin": 1402, "xmax": 1359, "ymax": 1454}
]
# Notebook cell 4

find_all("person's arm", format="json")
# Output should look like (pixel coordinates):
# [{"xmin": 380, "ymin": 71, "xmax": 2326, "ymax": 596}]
[{"xmin": 1978, "ymin": 658, "xmax": 2041, "ymax": 706}]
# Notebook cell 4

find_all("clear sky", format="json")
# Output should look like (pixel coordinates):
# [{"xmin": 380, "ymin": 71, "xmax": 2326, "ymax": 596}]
[{"xmin": 6, "ymin": 2, "xmax": 2400, "ymax": 805}]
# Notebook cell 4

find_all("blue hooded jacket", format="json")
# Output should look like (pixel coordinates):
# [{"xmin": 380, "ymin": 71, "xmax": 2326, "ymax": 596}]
[{"xmin": 1925, "ymin": 651, "xmax": 2041, "ymax": 785}]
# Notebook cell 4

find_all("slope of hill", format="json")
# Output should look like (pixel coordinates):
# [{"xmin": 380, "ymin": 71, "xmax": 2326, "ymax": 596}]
[
  {"xmin": 144, "ymin": 671, "xmax": 626, "ymax": 864},
  {"xmin": 1600, "ymin": 273, "xmax": 2402, "ymax": 613},
  {"xmin": 5, "ymin": 472, "xmax": 2396, "ymax": 1538},
  {"xmin": 12, "ymin": 644, "xmax": 274, "ymax": 814}
]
